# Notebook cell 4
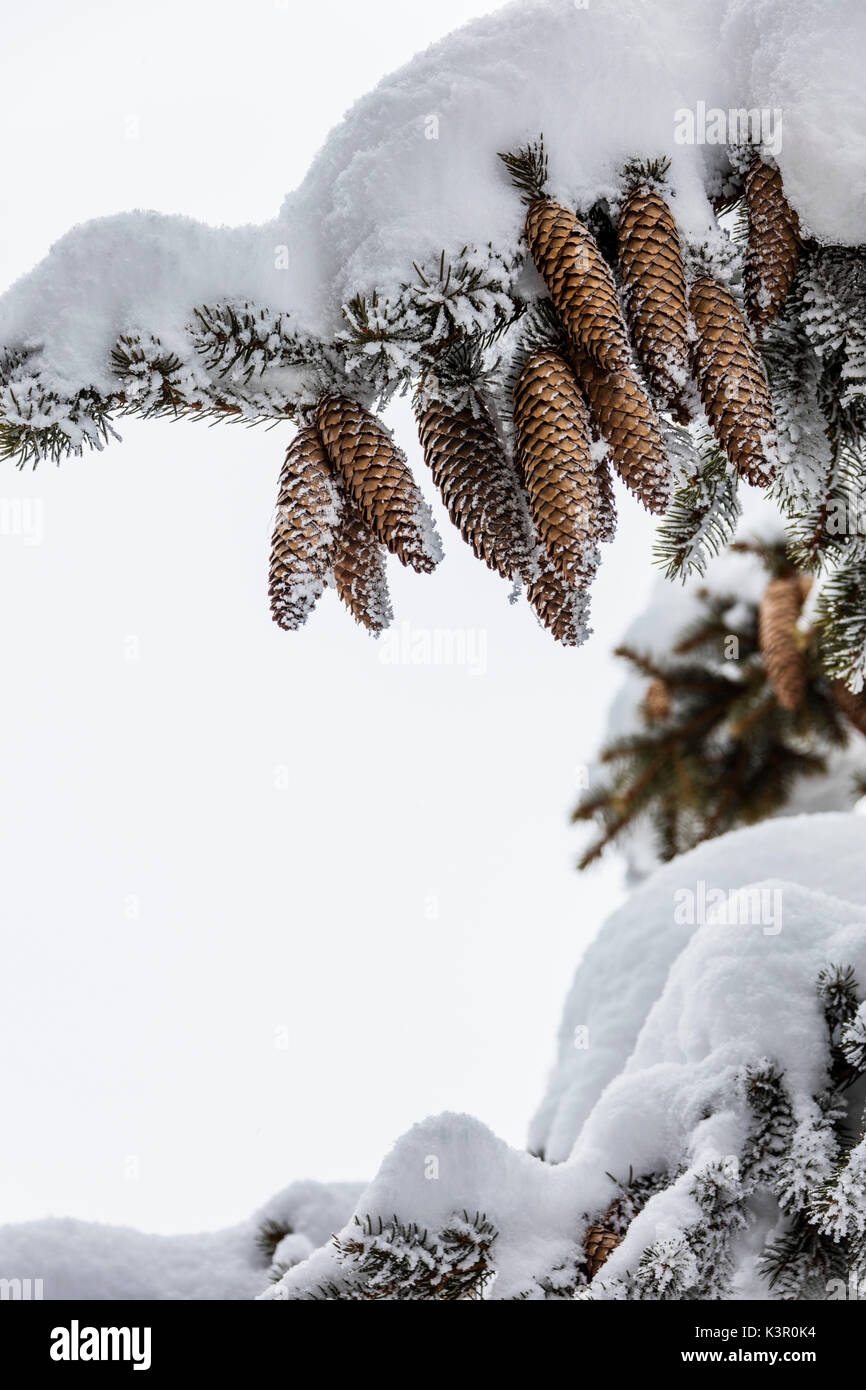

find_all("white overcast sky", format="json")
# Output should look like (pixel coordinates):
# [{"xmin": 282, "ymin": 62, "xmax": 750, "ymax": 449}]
[{"xmin": 0, "ymin": 0, "xmax": 656, "ymax": 1234}]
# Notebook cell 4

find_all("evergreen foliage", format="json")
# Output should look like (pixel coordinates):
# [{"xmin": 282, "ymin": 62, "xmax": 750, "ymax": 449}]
[{"xmin": 573, "ymin": 546, "xmax": 865, "ymax": 867}]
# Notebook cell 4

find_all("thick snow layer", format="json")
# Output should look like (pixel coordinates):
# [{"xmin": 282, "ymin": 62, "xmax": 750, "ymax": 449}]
[
  {"xmin": 0, "ymin": 1180, "xmax": 361, "ymax": 1301},
  {"xmin": 4, "ymin": 814, "xmax": 864, "ymax": 1298},
  {"xmin": 531, "ymin": 812, "xmax": 866, "ymax": 1164},
  {"xmin": 1, "ymin": 0, "xmax": 863, "ymax": 392},
  {"xmin": 262, "ymin": 812, "xmax": 866, "ymax": 1298}
]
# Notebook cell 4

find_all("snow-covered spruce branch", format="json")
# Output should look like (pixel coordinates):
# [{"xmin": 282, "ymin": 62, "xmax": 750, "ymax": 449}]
[{"xmin": 3, "ymin": 31, "xmax": 866, "ymax": 671}]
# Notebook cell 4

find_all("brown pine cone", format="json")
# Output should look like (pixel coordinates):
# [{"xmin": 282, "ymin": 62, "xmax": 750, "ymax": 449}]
[
  {"xmin": 526, "ymin": 198, "xmax": 631, "ymax": 372},
  {"xmin": 316, "ymin": 393, "xmax": 441, "ymax": 574},
  {"xmin": 617, "ymin": 185, "xmax": 690, "ymax": 420},
  {"xmin": 268, "ymin": 425, "xmax": 342, "ymax": 631},
  {"xmin": 830, "ymin": 681, "xmax": 866, "ymax": 738},
  {"xmin": 570, "ymin": 348, "xmax": 671, "ymax": 513},
  {"xmin": 689, "ymin": 277, "xmax": 777, "ymax": 486},
  {"xmin": 584, "ymin": 1224, "xmax": 622, "ymax": 1280},
  {"xmin": 644, "ymin": 677, "xmax": 672, "ymax": 721},
  {"xmin": 513, "ymin": 350, "xmax": 607, "ymax": 585},
  {"xmin": 526, "ymin": 549, "xmax": 593, "ymax": 647},
  {"xmin": 744, "ymin": 158, "xmax": 801, "ymax": 333},
  {"xmin": 594, "ymin": 450, "xmax": 618, "ymax": 547},
  {"xmin": 415, "ymin": 398, "xmax": 530, "ymax": 580},
  {"xmin": 758, "ymin": 576, "xmax": 808, "ymax": 711},
  {"xmin": 333, "ymin": 504, "xmax": 393, "ymax": 634}
]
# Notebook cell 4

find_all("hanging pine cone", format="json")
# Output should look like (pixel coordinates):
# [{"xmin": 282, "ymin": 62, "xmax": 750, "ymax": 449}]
[
  {"xmin": 268, "ymin": 425, "xmax": 342, "ymax": 632},
  {"xmin": 415, "ymin": 398, "xmax": 530, "ymax": 580},
  {"xmin": 594, "ymin": 449, "xmax": 618, "ymax": 548},
  {"xmin": 758, "ymin": 576, "xmax": 808, "ymax": 711},
  {"xmin": 569, "ymin": 348, "xmax": 671, "ymax": 513},
  {"xmin": 513, "ymin": 350, "xmax": 610, "ymax": 584},
  {"xmin": 744, "ymin": 157, "xmax": 801, "ymax": 333},
  {"xmin": 831, "ymin": 681, "xmax": 866, "ymax": 738},
  {"xmin": 316, "ymin": 394, "xmax": 441, "ymax": 574},
  {"xmin": 689, "ymin": 277, "xmax": 777, "ymax": 486},
  {"xmin": 617, "ymin": 184, "xmax": 690, "ymax": 420},
  {"xmin": 584, "ymin": 1224, "xmax": 622, "ymax": 1280},
  {"xmin": 525, "ymin": 199, "xmax": 631, "ymax": 372},
  {"xmin": 333, "ymin": 504, "xmax": 393, "ymax": 634},
  {"xmin": 644, "ymin": 676, "xmax": 672, "ymax": 721},
  {"xmin": 525, "ymin": 549, "xmax": 593, "ymax": 647}
]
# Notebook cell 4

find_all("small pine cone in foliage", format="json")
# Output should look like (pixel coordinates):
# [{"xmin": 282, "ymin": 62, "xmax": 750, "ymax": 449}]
[
  {"xmin": 744, "ymin": 158, "xmax": 801, "ymax": 333},
  {"xmin": 513, "ymin": 350, "xmax": 608, "ymax": 585},
  {"xmin": 617, "ymin": 184, "xmax": 690, "ymax": 420},
  {"xmin": 415, "ymin": 398, "xmax": 530, "ymax": 580},
  {"xmin": 570, "ymin": 348, "xmax": 671, "ymax": 513},
  {"xmin": 758, "ymin": 576, "xmax": 808, "ymax": 711},
  {"xmin": 584, "ymin": 1224, "xmax": 622, "ymax": 1280},
  {"xmin": 644, "ymin": 677, "xmax": 672, "ymax": 721},
  {"xmin": 333, "ymin": 505, "xmax": 393, "ymax": 634},
  {"xmin": 688, "ymin": 277, "xmax": 777, "ymax": 486},
  {"xmin": 316, "ymin": 394, "xmax": 441, "ymax": 574},
  {"xmin": 269, "ymin": 425, "xmax": 342, "ymax": 632},
  {"xmin": 525, "ymin": 199, "xmax": 631, "ymax": 372},
  {"xmin": 830, "ymin": 681, "xmax": 866, "ymax": 738},
  {"xmin": 526, "ymin": 548, "xmax": 594, "ymax": 647}
]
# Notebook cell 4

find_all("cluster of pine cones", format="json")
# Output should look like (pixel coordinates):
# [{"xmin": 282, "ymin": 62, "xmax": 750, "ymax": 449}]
[{"xmin": 269, "ymin": 150, "xmax": 800, "ymax": 645}]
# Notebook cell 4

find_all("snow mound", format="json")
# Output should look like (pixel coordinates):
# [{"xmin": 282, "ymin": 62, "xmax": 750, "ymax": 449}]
[
  {"xmin": 532, "ymin": 811, "xmax": 866, "ymax": 1163},
  {"xmin": 0, "ymin": 1180, "xmax": 361, "ymax": 1301}
]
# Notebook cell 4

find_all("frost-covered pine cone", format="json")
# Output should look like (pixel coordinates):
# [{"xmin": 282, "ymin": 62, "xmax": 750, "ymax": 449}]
[
  {"xmin": 316, "ymin": 393, "xmax": 442, "ymax": 574},
  {"xmin": 415, "ymin": 398, "xmax": 531, "ymax": 580},
  {"xmin": 525, "ymin": 547, "xmax": 594, "ymax": 647},
  {"xmin": 744, "ymin": 157, "xmax": 801, "ymax": 333},
  {"xmin": 617, "ymin": 184, "xmax": 690, "ymax": 420},
  {"xmin": 525, "ymin": 199, "xmax": 631, "ymax": 372},
  {"xmin": 569, "ymin": 348, "xmax": 671, "ymax": 514},
  {"xmin": 332, "ymin": 503, "xmax": 393, "ymax": 634},
  {"xmin": 688, "ymin": 276, "xmax": 777, "ymax": 486},
  {"xmin": 268, "ymin": 425, "xmax": 342, "ymax": 631},
  {"xmin": 513, "ymin": 350, "xmax": 607, "ymax": 586},
  {"xmin": 758, "ymin": 576, "xmax": 808, "ymax": 711}
]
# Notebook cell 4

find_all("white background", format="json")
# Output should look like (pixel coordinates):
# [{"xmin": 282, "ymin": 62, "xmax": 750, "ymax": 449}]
[{"xmin": 0, "ymin": 0, "xmax": 654, "ymax": 1233}]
